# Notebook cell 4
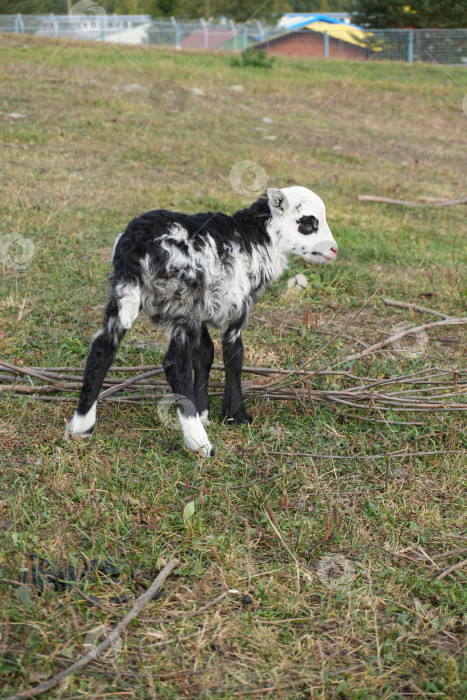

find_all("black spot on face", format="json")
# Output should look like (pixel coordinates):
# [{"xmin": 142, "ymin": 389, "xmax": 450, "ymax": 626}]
[{"xmin": 297, "ymin": 215, "xmax": 319, "ymax": 235}]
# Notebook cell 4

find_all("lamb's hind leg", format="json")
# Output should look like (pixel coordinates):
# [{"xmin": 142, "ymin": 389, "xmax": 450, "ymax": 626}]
[
  {"xmin": 222, "ymin": 323, "xmax": 252, "ymax": 425},
  {"xmin": 163, "ymin": 329, "xmax": 214, "ymax": 457},
  {"xmin": 192, "ymin": 324, "xmax": 214, "ymax": 424},
  {"xmin": 65, "ymin": 281, "xmax": 140, "ymax": 438}
]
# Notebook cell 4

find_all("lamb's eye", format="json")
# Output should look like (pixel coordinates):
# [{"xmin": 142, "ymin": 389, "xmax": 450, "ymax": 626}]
[{"xmin": 297, "ymin": 215, "xmax": 319, "ymax": 235}]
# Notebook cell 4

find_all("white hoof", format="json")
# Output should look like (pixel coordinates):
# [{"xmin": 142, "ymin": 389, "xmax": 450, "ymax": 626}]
[
  {"xmin": 64, "ymin": 402, "xmax": 97, "ymax": 440},
  {"xmin": 178, "ymin": 411, "xmax": 214, "ymax": 457}
]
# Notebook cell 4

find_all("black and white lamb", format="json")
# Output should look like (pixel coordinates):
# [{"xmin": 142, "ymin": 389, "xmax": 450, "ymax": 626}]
[{"xmin": 65, "ymin": 186, "xmax": 338, "ymax": 457}]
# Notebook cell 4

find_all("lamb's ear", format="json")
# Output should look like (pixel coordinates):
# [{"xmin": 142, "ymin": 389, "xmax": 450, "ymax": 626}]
[{"xmin": 267, "ymin": 188, "xmax": 289, "ymax": 215}]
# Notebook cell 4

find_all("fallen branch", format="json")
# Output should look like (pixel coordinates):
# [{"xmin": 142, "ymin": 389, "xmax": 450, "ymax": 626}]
[
  {"xmin": 432, "ymin": 548, "xmax": 467, "ymax": 560},
  {"xmin": 357, "ymin": 195, "xmax": 467, "ymax": 207},
  {"xmin": 334, "ymin": 318, "xmax": 467, "ymax": 367},
  {"xmin": 382, "ymin": 298, "xmax": 453, "ymax": 320},
  {"xmin": 357, "ymin": 195, "xmax": 419, "ymax": 206},
  {"xmin": 0, "ymin": 360, "xmax": 71, "ymax": 390},
  {"xmin": 5, "ymin": 558, "xmax": 180, "ymax": 700},
  {"xmin": 99, "ymin": 369, "xmax": 166, "ymax": 399},
  {"xmin": 435, "ymin": 558, "xmax": 467, "ymax": 581},
  {"xmin": 432, "ymin": 197, "xmax": 467, "ymax": 206}
]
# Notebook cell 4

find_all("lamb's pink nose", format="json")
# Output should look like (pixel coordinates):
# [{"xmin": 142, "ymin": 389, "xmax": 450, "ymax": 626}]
[{"xmin": 323, "ymin": 244, "xmax": 338, "ymax": 260}]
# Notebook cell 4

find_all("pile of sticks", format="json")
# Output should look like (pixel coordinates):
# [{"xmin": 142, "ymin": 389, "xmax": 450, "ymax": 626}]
[
  {"xmin": 1, "ymin": 308, "xmax": 465, "ymax": 413},
  {"xmin": 0, "ymin": 362, "xmax": 465, "ymax": 413}
]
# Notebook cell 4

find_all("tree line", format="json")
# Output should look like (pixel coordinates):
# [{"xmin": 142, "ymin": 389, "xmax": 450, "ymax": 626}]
[{"xmin": 1, "ymin": 0, "xmax": 466, "ymax": 27}]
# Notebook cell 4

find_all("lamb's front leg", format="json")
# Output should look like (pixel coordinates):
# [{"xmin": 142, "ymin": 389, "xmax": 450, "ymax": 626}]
[
  {"xmin": 163, "ymin": 331, "xmax": 215, "ymax": 457},
  {"xmin": 221, "ymin": 324, "xmax": 252, "ymax": 425},
  {"xmin": 192, "ymin": 324, "xmax": 214, "ymax": 424}
]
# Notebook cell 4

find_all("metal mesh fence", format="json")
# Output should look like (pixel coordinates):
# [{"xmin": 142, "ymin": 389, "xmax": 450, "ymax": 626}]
[
  {"xmin": 1, "ymin": 14, "xmax": 466, "ymax": 65},
  {"xmin": 357, "ymin": 29, "xmax": 467, "ymax": 64}
]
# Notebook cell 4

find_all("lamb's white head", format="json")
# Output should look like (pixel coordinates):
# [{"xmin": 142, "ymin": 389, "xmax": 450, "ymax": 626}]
[{"xmin": 267, "ymin": 186, "xmax": 338, "ymax": 264}]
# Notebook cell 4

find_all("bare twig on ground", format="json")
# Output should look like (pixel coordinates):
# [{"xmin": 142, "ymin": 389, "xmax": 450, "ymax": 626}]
[
  {"xmin": 0, "ymin": 360, "xmax": 71, "ymax": 390},
  {"xmin": 98, "ymin": 369, "xmax": 166, "ymax": 400},
  {"xmin": 357, "ymin": 195, "xmax": 467, "ymax": 206},
  {"xmin": 333, "ymin": 318, "xmax": 467, "ymax": 367},
  {"xmin": 5, "ymin": 559, "xmax": 180, "ymax": 700},
  {"xmin": 432, "ymin": 548, "xmax": 467, "ymax": 560},
  {"xmin": 435, "ymin": 558, "xmax": 467, "ymax": 580},
  {"xmin": 382, "ymin": 298, "xmax": 454, "ymax": 320}
]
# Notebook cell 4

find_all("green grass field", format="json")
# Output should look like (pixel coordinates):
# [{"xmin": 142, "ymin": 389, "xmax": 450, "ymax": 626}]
[{"xmin": 0, "ymin": 35, "xmax": 466, "ymax": 698}]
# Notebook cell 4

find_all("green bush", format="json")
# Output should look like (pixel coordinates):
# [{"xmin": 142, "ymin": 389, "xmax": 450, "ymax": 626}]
[{"xmin": 231, "ymin": 49, "xmax": 275, "ymax": 68}]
